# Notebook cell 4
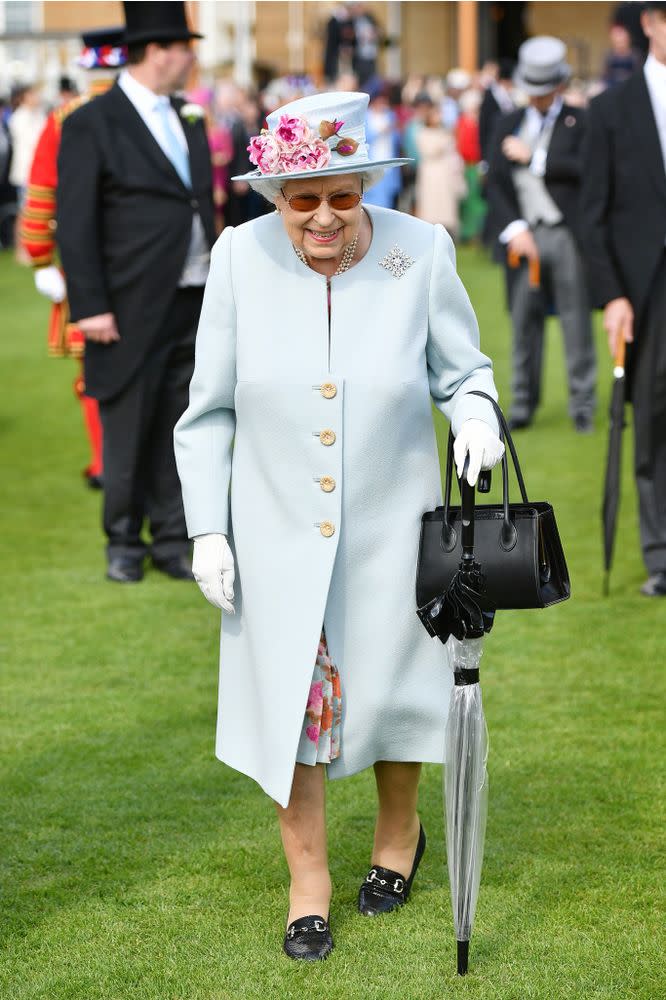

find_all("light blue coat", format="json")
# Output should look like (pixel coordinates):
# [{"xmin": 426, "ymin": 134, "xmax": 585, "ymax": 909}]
[{"xmin": 174, "ymin": 205, "xmax": 498, "ymax": 808}]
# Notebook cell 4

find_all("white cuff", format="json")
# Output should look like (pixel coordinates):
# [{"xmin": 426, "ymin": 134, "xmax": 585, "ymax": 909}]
[{"xmin": 499, "ymin": 219, "xmax": 529, "ymax": 244}]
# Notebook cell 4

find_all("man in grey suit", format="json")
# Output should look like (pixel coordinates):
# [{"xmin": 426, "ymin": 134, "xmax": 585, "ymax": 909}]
[{"xmin": 486, "ymin": 37, "xmax": 596, "ymax": 432}]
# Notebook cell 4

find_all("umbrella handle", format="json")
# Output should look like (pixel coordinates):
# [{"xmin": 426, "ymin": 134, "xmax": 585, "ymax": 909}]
[
  {"xmin": 614, "ymin": 336, "xmax": 626, "ymax": 375},
  {"xmin": 507, "ymin": 248, "xmax": 541, "ymax": 288},
  {"xmin": 461, "ymin": 456, "xmax": 475, "ymax": 559}
]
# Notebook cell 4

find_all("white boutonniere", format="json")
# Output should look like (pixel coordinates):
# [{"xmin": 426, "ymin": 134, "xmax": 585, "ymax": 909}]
[{"xmin": 180, "ymin": 102, "xmax": 205, "ymax": 124}]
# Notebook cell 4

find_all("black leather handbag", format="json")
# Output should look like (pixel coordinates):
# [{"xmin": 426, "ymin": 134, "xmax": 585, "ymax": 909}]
[{"xmin": 416, "ymin": 392, "xmax": 571, "ymax": 612}]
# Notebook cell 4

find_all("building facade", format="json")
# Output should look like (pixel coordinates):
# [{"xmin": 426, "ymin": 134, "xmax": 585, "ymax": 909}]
[{"xmin": 0, "ymin": 1, "xmax": 621, "ymax": 97}]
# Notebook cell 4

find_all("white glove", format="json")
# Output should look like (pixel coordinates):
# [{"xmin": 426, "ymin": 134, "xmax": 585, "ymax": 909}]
[
  {"xmin": 192, "ymin": 533, "xmax": 235, "ymax": 614},
  {"xmin": 453, "ymin": 418, "xmax": 505, "ymax": 487},
  {"xmin": 34, "ymin": 265, "xmax": 66, "ymax": 303}
]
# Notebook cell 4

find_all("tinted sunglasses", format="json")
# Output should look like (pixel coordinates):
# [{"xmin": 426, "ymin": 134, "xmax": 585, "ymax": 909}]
[{"xmin": 281, "ymin": 188, "xmax": 363, "ymax": 212}]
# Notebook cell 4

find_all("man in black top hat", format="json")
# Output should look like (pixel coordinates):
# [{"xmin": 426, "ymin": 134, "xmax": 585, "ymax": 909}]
[
  {"xmin": 581, "ymin": 1, "xmax": 666, "ymax": 596},
  {"xmin": 56, "ymin": 1, "xmax": 215, "ymax": 583}
]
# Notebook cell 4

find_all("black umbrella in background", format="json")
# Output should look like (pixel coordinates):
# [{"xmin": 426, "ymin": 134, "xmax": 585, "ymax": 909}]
[{"xmin": 602, "ymin": 336, "xmax": 627, "ymax": 595}]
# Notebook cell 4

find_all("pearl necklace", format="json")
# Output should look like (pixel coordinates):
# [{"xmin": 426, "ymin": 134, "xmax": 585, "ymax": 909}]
[{"xmin": 293, "ymin": 229, "xmax": 360, "ymax": 276}]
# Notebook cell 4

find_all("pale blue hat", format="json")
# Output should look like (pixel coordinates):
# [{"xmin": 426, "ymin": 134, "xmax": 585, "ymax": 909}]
[{"xmin": 232, "ymin": 90, "xmax": 411, "ymax": 183}]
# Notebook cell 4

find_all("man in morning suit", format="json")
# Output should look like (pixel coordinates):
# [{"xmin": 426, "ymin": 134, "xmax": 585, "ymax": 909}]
[
  {"xmin": 486, "ymin": 37, "xmax": 596, "ymax": 433},
  {"xmin": 56, "ymin": 2, "xmax": 215, "ymax": 583},
  {"xmin": 581, "ymin": 2, "xmax": 666, "ymax": 597}
]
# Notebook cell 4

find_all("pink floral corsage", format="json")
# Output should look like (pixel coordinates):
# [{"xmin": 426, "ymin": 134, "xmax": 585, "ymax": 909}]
[{"xmin": 247, "ymin": 113, "xmax": 358, "ymax": 175}]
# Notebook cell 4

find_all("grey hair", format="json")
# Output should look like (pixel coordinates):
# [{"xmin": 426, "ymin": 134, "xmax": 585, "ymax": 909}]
[{"xmin": 248, "ymin": 166, "xmax": 389, "ymax": 205}]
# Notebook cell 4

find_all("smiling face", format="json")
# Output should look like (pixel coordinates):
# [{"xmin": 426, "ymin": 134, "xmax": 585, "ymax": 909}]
[{"xmin": 275, "ymin": 173, "xmax": 364, "ymax": 262}]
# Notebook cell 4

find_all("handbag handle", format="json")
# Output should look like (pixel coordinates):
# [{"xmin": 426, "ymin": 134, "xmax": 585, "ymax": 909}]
[{"xmin": 442, "ymin": 391, "xmax": 530, "ymax": 551}]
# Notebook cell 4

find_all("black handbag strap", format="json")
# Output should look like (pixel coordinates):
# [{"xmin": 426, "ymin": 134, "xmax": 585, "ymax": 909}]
[{"xmin": 443, "ymin": 390, "xmax": 530, "ymax": 529}]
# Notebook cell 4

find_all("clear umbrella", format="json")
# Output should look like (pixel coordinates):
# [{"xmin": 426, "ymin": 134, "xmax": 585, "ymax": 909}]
[
  {"xmin": 445, "ymin": 633, "xmax": 489, "ymax": 975},
  {"xmin": 416, "ymin": 457, "xmax": 492, "ymax": 975}
]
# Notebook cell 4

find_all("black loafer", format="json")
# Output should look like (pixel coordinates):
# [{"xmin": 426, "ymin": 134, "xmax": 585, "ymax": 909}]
[
  {"xmin": 358, "ymin": 823, "xmax": 426, "ymax": 916},
  {"xmin": 106, "ymin": 558, "xmax": 143, "ymax": 583},
  {"xmin": 283, "ymin": 914, "xmax": 333, "ymax": 961},
  {"xmin": 152, "ymin": 555, "xmax": 194, "ymax": 581}
]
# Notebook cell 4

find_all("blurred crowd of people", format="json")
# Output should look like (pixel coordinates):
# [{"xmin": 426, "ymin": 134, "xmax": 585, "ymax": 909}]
[{"xmin": 0, "ymin": 1, "xmax": 655, "ymax": 251}]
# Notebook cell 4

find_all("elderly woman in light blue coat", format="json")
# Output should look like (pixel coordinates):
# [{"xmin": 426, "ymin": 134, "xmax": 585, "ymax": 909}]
[{"xmin": 174, "ymin": 91, "xmax": 504, "ymax": 962}]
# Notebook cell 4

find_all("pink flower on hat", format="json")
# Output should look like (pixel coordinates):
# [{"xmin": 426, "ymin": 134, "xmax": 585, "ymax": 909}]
[
  {"xmin": 248, "ymin": 114, "xmax": 333, "ymax": 175},
  {"xmin": 283, "ymin": 138, "xmax": 332, "ymax": 173},
  {"xmin": 247, "ymin": 131, "xmax": 281, "ymax": 174},
  {"xmin": 275, "ymin": 114, "xmax": 312, "ymax": 146}
]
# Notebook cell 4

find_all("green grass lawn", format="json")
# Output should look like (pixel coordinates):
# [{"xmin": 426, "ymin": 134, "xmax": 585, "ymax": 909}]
[{"xmin": 1, "ymin": 246, "xmax": 664, "ymax": 1000}]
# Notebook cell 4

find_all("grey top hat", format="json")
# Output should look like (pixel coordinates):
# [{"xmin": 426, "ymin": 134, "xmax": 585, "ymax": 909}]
[{"xmin": 514, "ymin": 36, "xmax": 571, "ymax": 97}]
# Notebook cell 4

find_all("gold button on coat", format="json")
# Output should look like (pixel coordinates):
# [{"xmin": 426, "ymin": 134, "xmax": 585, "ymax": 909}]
[
  {"xmin": 320, "ymin": 521, "xmax": 335, "ymax": 537},
  {"xmin": 321, "ymin": 382, "xmax": 337, "ymax": 399},
  {"xmin": 320, "ymin": 476, "xmax": 336, "ymax": 493},
  {"xmin": 319, "ymin": 429, "xmax": 336, "ymax": 446}
]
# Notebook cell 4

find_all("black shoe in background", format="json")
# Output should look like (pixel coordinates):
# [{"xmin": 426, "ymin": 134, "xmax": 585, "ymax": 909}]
[
  {"xmin": 508, "ymin": 416, "xmax": 532, "ymax": 431},
  {"xmin": 107, "ymin": 558, "xmax": 144, "ymax": 583},
  {"xmin": 153, "ymin": 554, "xmax": 194, "ymax": 581},
  {"xmin": 640, "ymin": 572, "xmax": 666, "ymax": 597},
  {"xmin": 574, "ymin": 414, "xmax": 594, "ymax": 434}
]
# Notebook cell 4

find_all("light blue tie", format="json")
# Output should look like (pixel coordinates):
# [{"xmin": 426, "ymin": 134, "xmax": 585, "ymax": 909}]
[{"xmin": 155, "ymin": 98, "xmax": 191, "ymax": 188}]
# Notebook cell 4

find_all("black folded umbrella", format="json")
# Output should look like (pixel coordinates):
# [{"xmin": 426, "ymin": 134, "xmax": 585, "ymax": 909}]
[
  {"xmin": 602, "ymin": 337, "xmax": 628, "ymax": 595},
  {"xmin": 418, "ymin": 461, "xmax": 495, "ymax": 644}
]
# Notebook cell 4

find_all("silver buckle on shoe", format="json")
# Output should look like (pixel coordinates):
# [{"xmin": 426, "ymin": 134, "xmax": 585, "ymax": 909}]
[
  {"xmin": 393, "ymin": 878, "xmax": 404, "ymax": 893},
  {"xmin": 313, "ymin": 919, "xmax": 326, "ymax": 932},
  {"xmin": 366, "ymin": 868, "xmax": 387, "ymax": 885}
]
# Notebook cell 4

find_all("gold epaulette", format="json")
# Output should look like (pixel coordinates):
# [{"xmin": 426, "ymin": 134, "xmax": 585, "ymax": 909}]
[{"xmin": 54, "ymin": 94, "xmax": 90, "ymax": 127}]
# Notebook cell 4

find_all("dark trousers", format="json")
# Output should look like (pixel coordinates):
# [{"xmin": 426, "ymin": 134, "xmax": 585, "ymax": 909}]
[
  {"xmin": 509, "ymin": 224, "xmax": 597, "ymax": 423},
  {"xmin": 632, "ymin": 254, "xmax": 666, "ymax": 574},
  {"xmin": 99, "ymin": 287, "xmax": 203, "ymax": 564}
]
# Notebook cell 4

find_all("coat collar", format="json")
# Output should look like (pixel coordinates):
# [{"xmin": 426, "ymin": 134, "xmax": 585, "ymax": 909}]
[{"xmin": 621, "ymin": 72, "xmax": 666, "ymax": 200}]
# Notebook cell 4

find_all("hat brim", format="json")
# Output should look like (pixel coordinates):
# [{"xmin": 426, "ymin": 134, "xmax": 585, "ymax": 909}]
[
  {"xmin": 123, "ymin": 28, "xmax": 203, "ymax": 45},
  {"xmin": 231, "ymin": 157, "xmax": 412, "ymax": 183},
  {"xmin": 513, "ymin": 64, "xmax": 571, "ymax": 96}
]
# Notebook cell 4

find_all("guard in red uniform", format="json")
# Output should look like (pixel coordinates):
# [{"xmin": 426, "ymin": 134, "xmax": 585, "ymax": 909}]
[{"xmin": 19, "ymin": 28, "xmax": 127, "ymax": 488}]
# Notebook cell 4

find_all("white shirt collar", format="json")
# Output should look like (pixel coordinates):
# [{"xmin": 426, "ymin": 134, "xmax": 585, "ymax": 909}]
[
  {"xmin": 645, "ymin": 54, "xmax": 666, "ymax": 104},
  {"xmin": 527, "ymin": 94, "xmax": 563, "ymax": 126},
  {"xmin": 118, "ymin": 68, "xmax": 168, "ymax": 115}
]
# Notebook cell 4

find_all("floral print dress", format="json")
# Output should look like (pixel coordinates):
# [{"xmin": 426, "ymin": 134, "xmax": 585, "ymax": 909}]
[{"xmin": 295, "ymin": 628, "xmax": 342, "ymax": 765}]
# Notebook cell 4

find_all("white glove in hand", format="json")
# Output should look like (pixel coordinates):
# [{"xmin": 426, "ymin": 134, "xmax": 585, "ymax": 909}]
[
  {"xmin": 34, "ymin": 265, "xmax": 66, "ymax": 303},
  {"xmin": 454, "ymin": 419, "xmax": 505, "ymax": 487},
  {"xmin": 192, "ymin": 533, "xmax": 235, "ymax": 614}
]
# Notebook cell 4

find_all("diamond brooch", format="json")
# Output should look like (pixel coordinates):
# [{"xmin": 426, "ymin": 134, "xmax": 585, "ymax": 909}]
[{"xmin": 379, "ymin": 244, "xmax": 415, "ymax": 278}]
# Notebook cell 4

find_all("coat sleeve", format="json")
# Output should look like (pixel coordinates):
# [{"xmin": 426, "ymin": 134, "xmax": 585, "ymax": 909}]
[
  {"xmin": 426, "ymin": 224, "xmax": 499, "ymax": 435},
  {"xmin": 56, "ymin": 109, "xmax": 110, "ymax": 320},
  {"xmin": 174, "ymin": 227, "xmax": 237, "ymax": 537},
  {"xmin": 579, "ymin": 97, "xmax": 625, "ymax": 309}
]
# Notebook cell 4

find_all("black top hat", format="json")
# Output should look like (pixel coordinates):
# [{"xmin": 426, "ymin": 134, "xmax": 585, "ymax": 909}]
[
  {"xmin": 122, "ymin": 2, "xmax": 203, "ymax": 46},
  {"xmin": 81, "ymin": 26, "xmax": 126, "ymax": 49}
]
